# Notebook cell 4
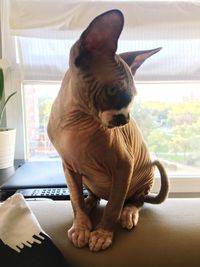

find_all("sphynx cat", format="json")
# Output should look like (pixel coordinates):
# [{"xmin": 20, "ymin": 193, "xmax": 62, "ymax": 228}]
[{"xmin": 48, "ymin": 9, "xmax": 169, "ymax": 252}]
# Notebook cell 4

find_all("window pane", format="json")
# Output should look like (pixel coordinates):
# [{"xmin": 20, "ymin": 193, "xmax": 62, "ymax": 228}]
[
  {"xmin": 132, "ymin": 83, "xmax": 200, "ymax": 176},
  {"xmin": 24, "ymin": 82, "xmax": 200, "ymax": 176},
  {"xmin": 24, "ymin": 83, "xmax": 60, "ymax": 160}
]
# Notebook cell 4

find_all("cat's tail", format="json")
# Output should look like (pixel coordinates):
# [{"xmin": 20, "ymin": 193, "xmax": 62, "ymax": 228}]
[{"xmin": 144, "ymin": 160, "xmax": 169, "ymax": 204}]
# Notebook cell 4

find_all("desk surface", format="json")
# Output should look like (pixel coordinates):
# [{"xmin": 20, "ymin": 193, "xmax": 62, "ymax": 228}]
[
  {"xmin": 0, "ymin": 160, "xmax": 24, "ymax": 186},
  {"xmin": 29, "ymin": 198, "xmax": 200, "ymax": 267}
]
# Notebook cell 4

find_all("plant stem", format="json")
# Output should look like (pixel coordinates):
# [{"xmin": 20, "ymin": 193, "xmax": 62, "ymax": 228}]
[{"xmin": 0, "ymin": 92, "xmax": 17, "ymax": 126}]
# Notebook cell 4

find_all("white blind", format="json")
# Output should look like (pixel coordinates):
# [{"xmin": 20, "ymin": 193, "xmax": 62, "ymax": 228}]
[{"xmin": 10, "ymin": 0, "xmax": 200, "ymax": 81}]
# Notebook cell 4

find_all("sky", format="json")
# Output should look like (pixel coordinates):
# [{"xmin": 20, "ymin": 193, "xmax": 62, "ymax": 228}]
[{"xmin": 136, "ymin": 83, "xmax": 200, "ymax": 103}]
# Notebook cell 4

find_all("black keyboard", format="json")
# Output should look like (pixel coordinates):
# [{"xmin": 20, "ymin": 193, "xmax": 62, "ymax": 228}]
[{"xmin": 16, "ymin": 187, "xmax": 88, "ymax": 200}]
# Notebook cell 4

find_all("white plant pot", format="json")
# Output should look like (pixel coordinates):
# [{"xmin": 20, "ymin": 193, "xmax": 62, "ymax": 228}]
[{"xmin": 0, "ymin": 128, "xmax": 16, "ymax": 169}]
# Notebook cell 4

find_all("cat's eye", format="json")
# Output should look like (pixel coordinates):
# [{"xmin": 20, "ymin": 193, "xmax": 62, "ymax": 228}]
[{"xmin": 107, "ymin": 87, "xmax": 117, "ymax": 96}]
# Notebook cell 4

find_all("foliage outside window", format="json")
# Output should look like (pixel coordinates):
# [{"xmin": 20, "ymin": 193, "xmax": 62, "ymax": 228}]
[{"xmin": 132, "ymin": 93, "xmax": 200, "ymax": 174}]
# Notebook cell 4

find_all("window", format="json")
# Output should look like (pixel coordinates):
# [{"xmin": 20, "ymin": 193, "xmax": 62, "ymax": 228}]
[{"xmin": 23, "ymin": 81, "xmax": 200, "ymax": 177}]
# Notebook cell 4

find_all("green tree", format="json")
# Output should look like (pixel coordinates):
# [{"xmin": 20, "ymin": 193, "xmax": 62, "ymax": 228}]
[
  {"xmin": 131, "ymin": 99, "xmax": 200, "ymax": 167},
  {"xmin": 168, "ymin": 101, "xmax": 200, "ymax": 127},
  {"xmin": 131, "ymin": 100, "xmax": 157, "ymax": 141},
  {"xmin": 170, "ymin": 121, "xmax": 200, "ymax": 165},
  {"xmin": 147, "ymin": 129, "xmax": 171, "ymax": 154},
  {"xmin": 38, "ymin": 98, "xmax": 53, "ymax": 125}
]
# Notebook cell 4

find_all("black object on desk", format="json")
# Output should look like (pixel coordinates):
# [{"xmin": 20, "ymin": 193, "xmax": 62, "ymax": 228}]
[{"xmin": 0, "ymin": 161, "xmax": 68, "ymax": 200}]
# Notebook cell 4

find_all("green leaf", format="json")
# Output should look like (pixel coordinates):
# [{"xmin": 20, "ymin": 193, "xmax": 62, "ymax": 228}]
[
  {"xmin": 0, "ymin": 68, "xmax": 4, "ymax": 101},
  {"xmin": 0, "ymin": 91, "xmax": 17, "ymax": 126}
]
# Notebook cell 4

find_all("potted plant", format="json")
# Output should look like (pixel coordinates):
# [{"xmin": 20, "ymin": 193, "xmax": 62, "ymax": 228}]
[{"xmin": 0, "ymin": 67, "xmax": 17, "ymax": 169}]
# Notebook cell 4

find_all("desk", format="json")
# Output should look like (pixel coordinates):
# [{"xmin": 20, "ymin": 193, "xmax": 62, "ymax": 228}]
[{"xmin": 0, "ymin": 160, "xmax": 24, "ymax": 187}]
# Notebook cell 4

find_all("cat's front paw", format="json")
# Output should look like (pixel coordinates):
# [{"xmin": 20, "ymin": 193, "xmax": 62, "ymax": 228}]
[
  {"xmin": 89, "ymin": 228, "xmax": 113, "ymax": 252},
  {"xmin": 68, "ymin": 226, "xmax": 90, "ymax": 248},
  {"xmin": 68, "ymin": 220, "xmax": 92, "ymax": 248},
  {"xmin": 120, "ymin": 206, "xmax": 139, "ymax": 229}
]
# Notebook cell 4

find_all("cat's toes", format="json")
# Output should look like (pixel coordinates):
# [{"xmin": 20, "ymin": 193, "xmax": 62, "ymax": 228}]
[
  {"xmin": 120, "ymin": 206, "xmax": 139, "ymax": 230},
  {"xmin": 89, "ymin": 228, "xmax": 113, "ymax": 252},
  {"xmin": 68, "ymin": 225, "xmax": 91, "ymax": 248}
]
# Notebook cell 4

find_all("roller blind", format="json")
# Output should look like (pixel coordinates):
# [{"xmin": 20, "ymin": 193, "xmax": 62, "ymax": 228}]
[{"xmin": 10, "ymin": 0, "xmax": 200, "ymax": 81}]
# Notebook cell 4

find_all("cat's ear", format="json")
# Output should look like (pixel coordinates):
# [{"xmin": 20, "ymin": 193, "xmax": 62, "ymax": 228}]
[
  {"xmin": 75, "ymin": 10, "xmax": 124, "ymax": 67},
  {"xmin": 119, "ymin": 48, "xmax": 162, "ymax": 75},
  {"xmin": 80, "ymin": 9, "xmax": 124, "ymax": 55}
]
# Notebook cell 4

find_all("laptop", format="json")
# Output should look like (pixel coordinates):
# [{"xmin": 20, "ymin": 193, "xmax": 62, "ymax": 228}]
[{"xmin": 0, "ymin": 161, "xmax": 68, "ymax": 200}]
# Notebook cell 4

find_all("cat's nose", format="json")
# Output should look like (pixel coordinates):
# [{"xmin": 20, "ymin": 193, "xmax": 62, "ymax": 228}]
[{"xmin": 111, "ymin": 113, "xmax": 130, "ymax": 126}]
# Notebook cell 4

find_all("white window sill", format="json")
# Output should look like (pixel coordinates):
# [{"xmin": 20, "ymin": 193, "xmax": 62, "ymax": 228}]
[{"xmin": 153, "ymin": 176, "xmax": 200, "ymax": 196}]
